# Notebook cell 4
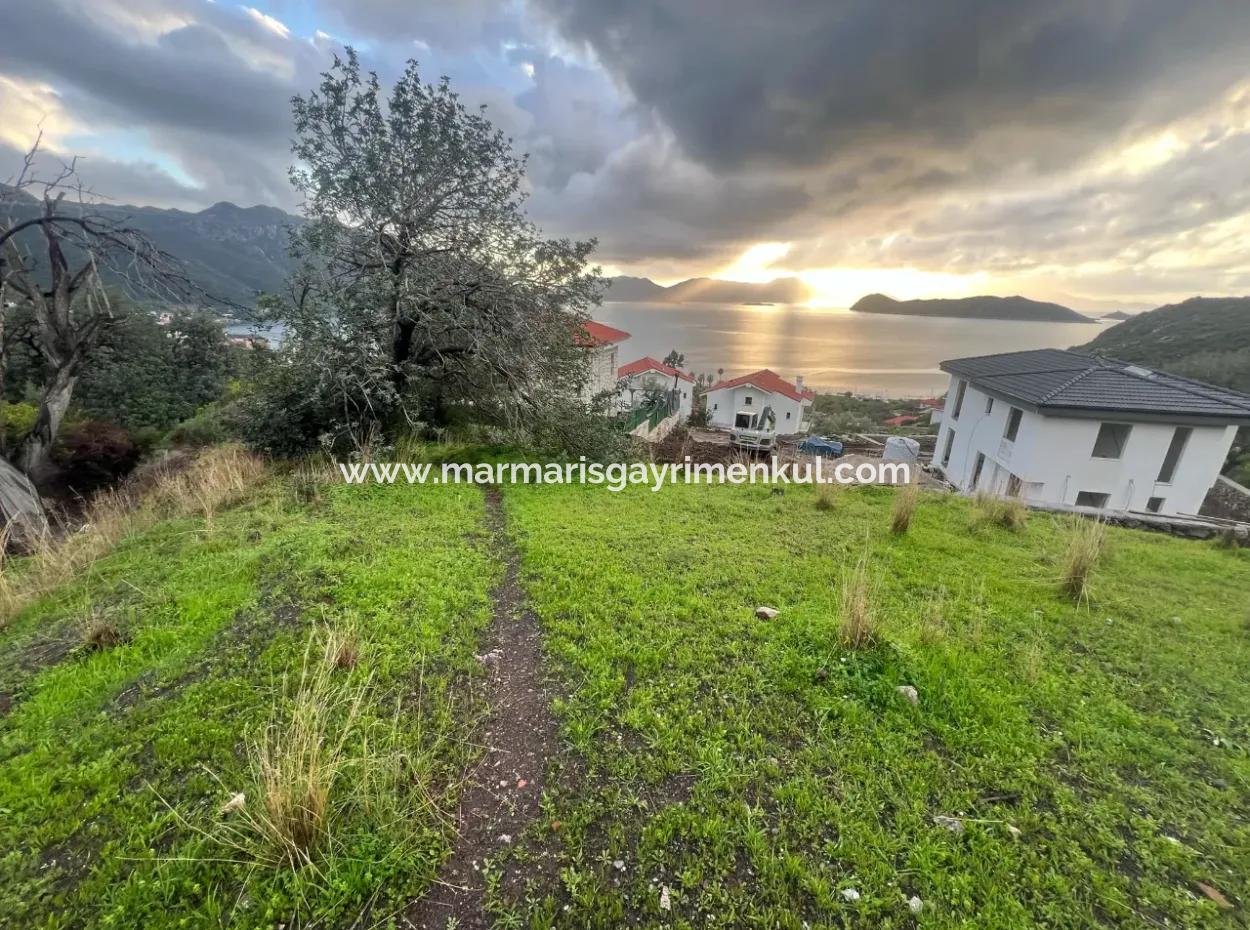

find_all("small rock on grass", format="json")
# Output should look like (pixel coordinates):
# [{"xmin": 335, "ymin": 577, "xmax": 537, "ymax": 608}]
[
  {"xmin": 896, "ymin": 685, "xmax": 919, "ymax": 705},
  {"xmin": 755, "ymin": 606, "xmax": 780, "ymax": 620},
  {"xmin": 220, "ymin": 792, "xmax": 246, "ymax": 815},
  {"xmin": 659, "ymin": 885, "xmax": 672, "ymax": 911},
  {"xmin": 840, "ymin": 888, "xmax": 861, "ymax": 903},
  {"xmin": 908, "ymin": 896, "xmax": 924, "ymax": 914},
  {"xmin": 933, "ymin": 815, "xmax": 965, "ymax": 834}
]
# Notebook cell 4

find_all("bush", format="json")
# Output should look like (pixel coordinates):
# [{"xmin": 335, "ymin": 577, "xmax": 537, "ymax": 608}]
[
  {"xmin": 52, "ymin": 421, "xmax": 140, "ymax": 491},
  {"xmin": 169, "ymin": 405, "xmax": 231, "ymax": 449},
  {"xmin": 974, "ymin": 492, "xmax": 1028, "ymax": 530},
  {"xmin": 1, "ymin": 402, "xmax": 37, "ymax": 449}
]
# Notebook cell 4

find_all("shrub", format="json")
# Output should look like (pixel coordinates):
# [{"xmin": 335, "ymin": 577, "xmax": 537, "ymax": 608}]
[
  {"xmin": 1, "ymin": 402, "xmax": 37, "ymax": 448},
  {"xmin": 838, "ymin": 555, "xmax": 878, "ymax": 649},
  {"xmin": 169, "ymin": 405, "xmax": 230, "ymax": 448},
  {"xmin": 52, "ymin": 420, "xmax": 139, "ymax": 491},
  {"xmin": 1061, "ymin": 517, "xmax": 1106, "ymax": 601},
  {"xmin": 890, "ymin": 483, "xmax": 920, "ymax": 535}
]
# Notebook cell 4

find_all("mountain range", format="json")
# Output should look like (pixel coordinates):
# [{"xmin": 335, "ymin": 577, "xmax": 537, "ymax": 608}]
[
  {"xmin": 605, "ymin": 275, "xmax": 809, "ymax": 304},
  {"xmin": 0, "ymin": 186, "xmax": 299, "ymax": 311}
]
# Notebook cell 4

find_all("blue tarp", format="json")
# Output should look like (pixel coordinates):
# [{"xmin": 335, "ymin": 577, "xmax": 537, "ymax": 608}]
[{"xmin": 798, "ymin": 436, "xmax": 844, "ymax": 457}]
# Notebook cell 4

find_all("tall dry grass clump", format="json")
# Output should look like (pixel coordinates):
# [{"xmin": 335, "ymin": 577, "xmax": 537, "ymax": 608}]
[
  {"xmin": 890, "ymin": 482, "xmax": 920, "ymax": 535},
  {"xmin": 244, "ymin": 644, "xmax": 368, "ymax": 867},
  {"xmin": 838, "ymin": 554, "xmax": 879, "ymax": 649},
  {"xmin": 814, "ymin": 480, "xmax": 839, "ymax": 512},
  {"xmin": 0, "ymin": 445, "xmax": 265, "ymax": 623},
  {"xmin": 974, "ymin": 491, "xmax": 1028, "ymax": 531},
  {"xmin": 1061, "ymin": 517, "xmax": 1106, "ymax": 601}
]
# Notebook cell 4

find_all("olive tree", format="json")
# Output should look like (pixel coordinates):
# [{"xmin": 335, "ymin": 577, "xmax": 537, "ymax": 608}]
[{"xmin": 261, "ymin": 50, "xmax": 604, "ymax": 449}]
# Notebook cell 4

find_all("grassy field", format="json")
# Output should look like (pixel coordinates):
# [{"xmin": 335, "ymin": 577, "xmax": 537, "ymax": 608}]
[
  {"xmin": 1, "ymin": 466, "xmax": 1248, "ymax": 928},
  {"xmin": 0, "ymin": 474, "xmax": 495, "ymax": 929},
  {"xmin": 495, "ymin": 482, "xmax": 1250, "ymax": 929}
]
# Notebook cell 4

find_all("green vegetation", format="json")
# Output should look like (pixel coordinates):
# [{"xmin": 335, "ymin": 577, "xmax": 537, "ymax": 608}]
[
  {"xmin": 3, "ymin": 466, "xmax": 1249, "ymax": 928},
  {"xmin": 0, "ymin": 468, "xmax": 495, "ymax": 928},
  {"xmin": 810, "ymin": 392, "xmax": 936, "ymax": 436},
  {"xmin": 495, "ymin": 481, "xmax": 1249, "ymax": 928},
  {"xmin": 1079, "ymin": 296, "xmax": 1250, "ymax": 394}
]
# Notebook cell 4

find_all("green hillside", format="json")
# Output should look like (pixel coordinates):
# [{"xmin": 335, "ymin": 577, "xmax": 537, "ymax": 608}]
[
  {"xmin": 2, "ymin": 458, "xmax": 1247, "ymax": 928},
  {"xmin": 1078, "ymin": 297, "xmax": 1250, "ymax": 393}
]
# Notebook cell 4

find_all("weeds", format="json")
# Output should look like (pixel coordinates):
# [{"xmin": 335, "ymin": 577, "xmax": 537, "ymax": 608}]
[
  {"xmin": 838, "ymin": 554, "xmax": 879, "ymax": 649},
  {"xmin": 890, "ymin": 483, "xmax": 920, "ymax": 535},
  {"xmin": 1061, "ymin": 517, "xmax": 1106, "ymax": 602},
  {"xmin": 974, "ymin": 492, "xmax": 1028, "ymax": 531},
  {"xmin": 322, "ymin": 623, "xmax": 360, "ymax": 671},
  {"xmin": 78, "ymin": 612, "xmax": 124, "ymax": 651},
  {"xmin": 814, "ymin": 481, "xmax": 839, "ymax": 512},
  {"xmin": 917, "ymin": 587, "xmax": 948, "ymax": 645},
  {"xmin": 0, "ymin": 446, "xmax": 264, "ymax": 622}
]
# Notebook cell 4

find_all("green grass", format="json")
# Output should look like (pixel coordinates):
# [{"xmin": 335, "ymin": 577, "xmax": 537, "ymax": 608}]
[
  {"xmin": 495, "ymin": 482, "xmax": 1250, "ymax": 929},
  {"xmin": 0, "ymin": 478, "xmax": 495, "ymax": 929},
  {"xmin": 4, "ymin": 471, "xmax": 1249, "ymax": 928}
]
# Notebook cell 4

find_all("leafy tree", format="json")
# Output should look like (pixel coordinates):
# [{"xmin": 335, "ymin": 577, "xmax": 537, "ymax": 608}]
[
  {"xmin": 256, "ymin": 50, "xmax": 603, "ymax": 452},
  {"xmin": 662, "ymin": 348, "xmax": 686, "ymax": 397},
  {"xmin": 75, "ymin": 303, "xmax": 233, "ymax": 430}
]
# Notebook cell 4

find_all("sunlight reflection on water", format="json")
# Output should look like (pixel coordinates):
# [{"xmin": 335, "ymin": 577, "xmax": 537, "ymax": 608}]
[{"xmin": 596, "ymin": 301, "xmax": 1103, "ymax": 397}]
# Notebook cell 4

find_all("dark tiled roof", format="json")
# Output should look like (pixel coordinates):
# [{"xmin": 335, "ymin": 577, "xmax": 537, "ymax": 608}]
[{"xmin": 940, "ymin": 349, "xmax": 1250, "ymax": 421}]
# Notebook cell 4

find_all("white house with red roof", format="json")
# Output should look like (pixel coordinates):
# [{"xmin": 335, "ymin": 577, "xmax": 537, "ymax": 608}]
[
  {"xmin": 574, "ymin": 320, "xmax": 631, "ymax": 403},
  {"xmin": 704, "ymin": 369, "xmax": 815, "ymax": 433},
  {"xmin": 617, "ymin": 356, "xmax": 696, "ymax": 419}
]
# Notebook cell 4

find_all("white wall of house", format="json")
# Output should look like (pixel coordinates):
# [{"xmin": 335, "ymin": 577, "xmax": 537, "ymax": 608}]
[
  {"xmin": 582, "ymin": 344, "xmax": 620, "ymax": 403},
  {"xmin": 706, "ymin": 384, "xmax": 809, "ymax": 432},
  {"xmin": 934, "ymin": 374, "xmax": 1238, "ymax": 515},
  {"xmin": 619, "ymin": 371, "xmax": 694, "ymax": 418}
]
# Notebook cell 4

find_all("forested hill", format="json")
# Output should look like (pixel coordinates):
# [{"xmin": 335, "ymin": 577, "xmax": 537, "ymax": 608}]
[
  {"xmin": 1077, "ymin": 296, "xmax": 1250, "ymax": 393},
  {"xmin": 0, "ymin": 186, "xmax": 299, "ymax": 312},
  {"xmin": 851, "ymin": 293, "xmax": 1092, "ymax": 322}
]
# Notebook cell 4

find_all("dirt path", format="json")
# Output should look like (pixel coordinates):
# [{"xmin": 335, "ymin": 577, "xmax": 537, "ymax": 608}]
[{"xmin": 405, "ymin": 487, "xmax": 558, "ymax": 930}]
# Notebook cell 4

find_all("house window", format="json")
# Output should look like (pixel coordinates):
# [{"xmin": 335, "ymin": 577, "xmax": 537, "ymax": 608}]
[
  {"xmin": 1004, "ymin": 407, "xmax": 1022, "ymax": 442},
  {"xmin": 1156, "ymin": 426, "xmax": 1191, "ymax": 483},
  {"xmin": 951, "ymin": 380, "xmax": 966, "ymax": 419},
  {"xmin": 1075, "ymin": 491, "xmax": 1110, "ymax": 508},
  {"xmin": 985, "ymin": 396, "xmax": 994, "ymax": 415},
  {"xmin": 785, "ymin": 411, "xmax": 791, "ymax": 420},
  {"xmin": 1091, "ymin": 423, "xmax": 1131, "ymax": 459},
  {"xmin": 744, "ymin": 396, "xmax": 753, "ymax": 406},
  {"xmin": 713, "ymin": 403, "xmax": 718, "ymax": 411},
  {"xmin": 971, "ymin": 452, "xmax": 986, "ymax": 489},
  {"xmin": 941, "ymin": 429, "xmax": 955, "ymax": 467},
  {"xmin": 1146, "ymin": 496, "xmax": 1165, "ymax": 513}
]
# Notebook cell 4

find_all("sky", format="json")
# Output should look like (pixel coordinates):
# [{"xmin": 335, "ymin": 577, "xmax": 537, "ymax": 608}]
[{"xmin": 3, "ymin": 0, "xmax": 1250, "ymax": 310}]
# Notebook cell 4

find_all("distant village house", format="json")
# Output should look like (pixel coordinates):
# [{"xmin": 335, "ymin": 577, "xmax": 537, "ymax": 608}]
[{"xmin": 704, "ymin": 369, "xmax": 815, "ymax": 433}]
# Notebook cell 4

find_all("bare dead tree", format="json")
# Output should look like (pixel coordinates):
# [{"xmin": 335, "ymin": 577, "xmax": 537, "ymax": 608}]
[{"xmin": 0, "ymin": 133, "xmax": 198, "ymax": 475}]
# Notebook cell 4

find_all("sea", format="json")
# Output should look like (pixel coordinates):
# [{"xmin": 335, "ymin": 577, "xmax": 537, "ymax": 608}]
[
  {"xmin": 228, "ymin": 301, "xmax": 1108, "ymax": 400},
  {"xmin": 596, "ymin": 301, "xmax": 1106, "ymax": 398}
]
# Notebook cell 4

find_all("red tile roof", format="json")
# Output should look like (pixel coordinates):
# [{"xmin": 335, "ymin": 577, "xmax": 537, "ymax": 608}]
[
  {"xmin": 883, "ymin": 414, "xmax": 921, "ymax": 426},
  {"xmin": 705, "ymin": 369, "xmax": 815, "ymax": 402},
  {"xmin": 574, "ymin": 320, "xmax": 631, "ymax": 347},
  {"xmin": 618, "ymin": 356, "xmax": 695, "ymax": 383},
  {"xmin": 919, "ymin": 397, "xmax": 944, "ymax": 408}
]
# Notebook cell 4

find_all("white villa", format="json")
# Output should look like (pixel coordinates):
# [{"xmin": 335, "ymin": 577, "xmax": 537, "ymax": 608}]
[
  {"xmin": 934, "ymin": 349, "xmax": 1250, "ymax": 515},
  {"xmin": 576, "ymin": 320, "xmax": 631, "ymax": 402},
  {"xmin": 617, "ymin": 356, "xmax": 695, "ymax": 419},
  {"xmin": 704, "ymin": 369, "xmax": 815, "ymax": 433}
]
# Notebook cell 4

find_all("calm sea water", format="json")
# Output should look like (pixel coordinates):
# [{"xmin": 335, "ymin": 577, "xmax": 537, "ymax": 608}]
[
  {"xmin": 596, "ymin": 301, "xmax": 1104, "ymax": 397},
  {"xmin": 230, "ymin": 302, "xmax": 1106, "ymax": 399}
]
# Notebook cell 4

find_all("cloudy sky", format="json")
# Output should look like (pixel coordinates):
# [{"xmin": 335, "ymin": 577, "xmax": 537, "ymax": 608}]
[{"xmin": 4, "ymin": 0, "xmax": 1250, "ymax": 309}]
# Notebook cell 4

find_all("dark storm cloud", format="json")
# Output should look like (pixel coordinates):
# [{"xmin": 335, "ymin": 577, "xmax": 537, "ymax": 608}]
[{"xmin": 531, "ymin": 0, "xmax": 1250, "ymax": 173}]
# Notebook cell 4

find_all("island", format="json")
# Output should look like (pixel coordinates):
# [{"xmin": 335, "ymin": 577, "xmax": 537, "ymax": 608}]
[{"xmin": 850, "ymin": 293, "xmax": 1094, "ymax": 323}]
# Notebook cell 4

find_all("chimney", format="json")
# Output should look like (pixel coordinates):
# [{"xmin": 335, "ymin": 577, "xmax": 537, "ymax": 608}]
[{"xmin": 794, "ymin": 375, "xmax": 805, "ymax": 392}]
